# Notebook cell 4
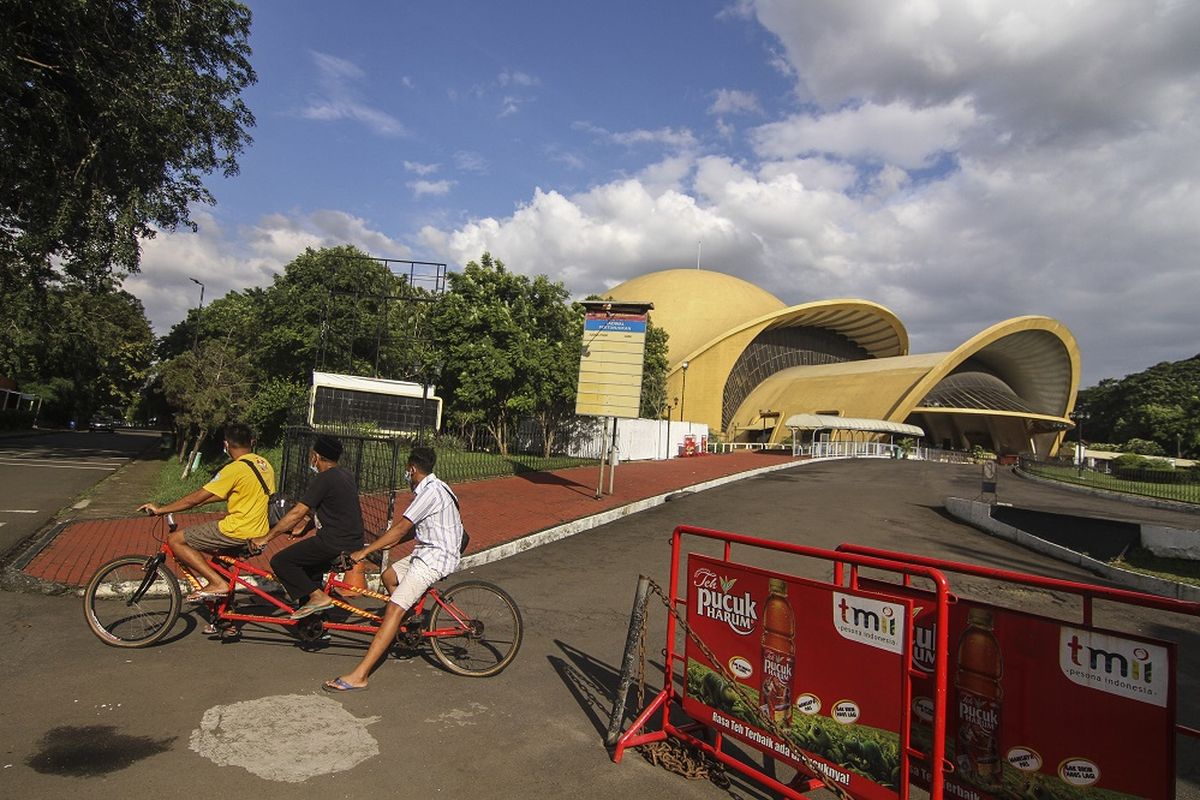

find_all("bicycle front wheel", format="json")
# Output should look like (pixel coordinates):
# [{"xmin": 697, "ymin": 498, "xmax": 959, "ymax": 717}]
[
  {"xmin": 427, "ymin": 580, "xmax": 523, "ymax": 677},
  {"xmin": 83, "ymin": 555, "xmax": 182, "ymax": 647}
]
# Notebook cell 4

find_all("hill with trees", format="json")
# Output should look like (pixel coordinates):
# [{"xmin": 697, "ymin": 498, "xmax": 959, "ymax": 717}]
[{"xmin": 1076, "ymin": 354, "xmax": 1200, "ymax": 458}]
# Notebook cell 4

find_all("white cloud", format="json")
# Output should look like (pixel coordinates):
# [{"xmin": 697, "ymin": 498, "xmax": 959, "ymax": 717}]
[
  {"xmin": 499, "ymin": 96, "xmax": 522, "ymax": 118},
  {"xmin": 751, "ymin": 98, "xmax": 979, "ymax": 169},
  {"xmin": 125, "ymin": 210, "xmax": 409, "ymax": 334},
  {"xmin": 408, "ymin": 179, "xmax": 455, "ymax": 197},
  {"xmin": 454, "ymin": 151, "xmax": 489, "ymax": 173},
  {"xmin": 300, "ymin": 51, "xmax": 406, "ymax": 137},
  {"xmin": 749, "ymin": 0, "xmax": 1200, "ymax": 143},
  {"xmin": 404, "ymin": 161, "xmax": 440, "ymax": 176},
  {"xmin": 498, "ymin": 70, "xmax": 540, "ymax": 87},
  {"xmin": 709, "ymin": 89, "xmax": 763, "ymax": 116},
  {"xmin": 575, "ymin": 122, "xmax": 699, "ymax": 150}
]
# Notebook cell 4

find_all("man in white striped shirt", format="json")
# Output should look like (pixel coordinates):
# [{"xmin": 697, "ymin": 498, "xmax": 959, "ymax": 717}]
[{"xmin": 324, "ymin": 446, "xmax": 464, "ymax": 692}]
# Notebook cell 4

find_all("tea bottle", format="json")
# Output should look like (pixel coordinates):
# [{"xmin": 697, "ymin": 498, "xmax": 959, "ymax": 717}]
[
  {"xmin": 955, "ymin": 606, "xmax": 1003, "ymax": 784},
  {"xmin": 759, "ymin": 578, "xmax": 795, "ymax": 726}
]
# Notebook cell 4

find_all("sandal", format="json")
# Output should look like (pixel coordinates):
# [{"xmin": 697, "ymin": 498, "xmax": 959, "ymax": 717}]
[{"xmin": 186, "ymin": 589, "xmax": 229, "ymax": 603}]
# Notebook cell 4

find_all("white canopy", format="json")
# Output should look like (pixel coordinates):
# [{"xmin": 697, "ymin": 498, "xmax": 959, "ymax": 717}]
[{"xmin": 784, "ymin": 414, "xmax": 924, "ymax": 437}]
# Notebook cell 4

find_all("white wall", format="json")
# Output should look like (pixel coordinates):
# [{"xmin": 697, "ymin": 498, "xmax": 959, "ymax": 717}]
[{"xmin": 568, "ymin": 418, "xmax": 710, "ymax": 461}]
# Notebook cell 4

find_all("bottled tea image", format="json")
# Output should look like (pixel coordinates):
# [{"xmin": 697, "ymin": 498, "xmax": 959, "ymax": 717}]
[
  {"xmin": 760, "ymin": 578, "xmax": 796, "ymax": 725},
  {"xmin": 956, "ymin": 606, "xmax": 1003, "ymax": 785}
]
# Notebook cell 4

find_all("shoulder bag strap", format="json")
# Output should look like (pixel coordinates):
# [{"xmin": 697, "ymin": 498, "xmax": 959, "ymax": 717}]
[{"xmin": 238, "ymin": 456, "xmax": 271, "ymax": 497}]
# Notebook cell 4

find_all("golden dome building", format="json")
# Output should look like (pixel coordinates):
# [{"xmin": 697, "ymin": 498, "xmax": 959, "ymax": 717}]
[{"xmin": 602, "ymin": 269, "xmax": 1080, "ymax": 458}]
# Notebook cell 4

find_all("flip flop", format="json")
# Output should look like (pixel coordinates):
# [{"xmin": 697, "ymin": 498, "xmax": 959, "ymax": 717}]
[
  {"xmin": 323, "ymin": 677, "xmax": 367, "ymax": 693},
  {"xmin": 289, "ymin": 600, "xmax": 334, "ymax": 620},
  {"xmin": 186, "ymin": 589, "xmax": 228, "ymax": 603}
]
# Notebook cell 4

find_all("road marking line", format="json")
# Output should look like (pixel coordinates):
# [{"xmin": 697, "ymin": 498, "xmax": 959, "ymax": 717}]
[
  {"xmin": 0, "ymin": 460, "xmax": 116, "ymax": 471},
  {"xmin": 0, "ymin": 509, "xmax": 39, "ymax": 514},
  {"xmin": 0, "ymin": 457, "xmax": 125, "ymax": 464}
]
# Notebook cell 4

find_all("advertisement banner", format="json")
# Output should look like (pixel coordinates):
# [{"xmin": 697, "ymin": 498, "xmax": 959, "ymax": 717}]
[
  {"xmin": 682, "ymin": 554, "xmax": 913, "ymax": 797},
  {"xmin": 861, "ymin": 579, "xmax": 1176, "ymax": 800}
]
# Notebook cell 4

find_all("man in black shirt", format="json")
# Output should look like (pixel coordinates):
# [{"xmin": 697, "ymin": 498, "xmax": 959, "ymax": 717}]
[{"xmin": 254, "ymin": 434, "xmax": 364, "ymax": 619}]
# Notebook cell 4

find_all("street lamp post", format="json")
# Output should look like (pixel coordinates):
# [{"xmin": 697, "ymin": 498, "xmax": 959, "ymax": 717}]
[
  {"xmin": 680, "ymin": 361, "xmax": 689, "ymax": 423},
  {"xmin": 189, "ymin": 277, "xmax": 206, "ymax": 351}
]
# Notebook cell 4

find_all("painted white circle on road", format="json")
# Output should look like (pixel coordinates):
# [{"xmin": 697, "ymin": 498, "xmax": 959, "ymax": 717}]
[{"xmin": 190, "ymin": 694, "xmax": 380, "ymax": 782}]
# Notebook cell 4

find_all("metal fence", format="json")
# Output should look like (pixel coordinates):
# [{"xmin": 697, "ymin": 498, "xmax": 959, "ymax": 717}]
[
  {"xmin": 1018, "ymin": 456, "xmax": 1200, "ymax": 505},
  {"xmin": 278, "ymin": 418, "xmax": 603, "ymax": 532}
]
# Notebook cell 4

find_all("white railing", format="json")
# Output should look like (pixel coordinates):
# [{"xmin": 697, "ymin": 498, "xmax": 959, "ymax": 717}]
[
  {"xmin": 793, "ymin": 441, "xmax": 925, "ymax": 460},
  {"xmin": 706, "ymin": 441, "xmax": 791, "ymax": 454}
]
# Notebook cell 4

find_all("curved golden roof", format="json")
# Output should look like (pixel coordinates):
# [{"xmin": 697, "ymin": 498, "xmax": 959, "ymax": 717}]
[
  {"xmin": 682, "ymin": 298, "xmax": 909, "ymax": 366},
  {"xmin": 893, "ymin": 315, "xmax": 1080, "ymax": 420},
  {"xmin": 604, "ymin": 269, "xmax": 785, "ymax": 365},
  {"xmin": 724, "ymin": 316, "xmax": 1079, "ymax": 446}
]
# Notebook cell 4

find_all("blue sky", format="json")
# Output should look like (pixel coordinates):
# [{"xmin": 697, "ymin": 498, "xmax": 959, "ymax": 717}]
[{"xmin": 126, "ymin": 1, "xmax": 1200, "ymax": 386}]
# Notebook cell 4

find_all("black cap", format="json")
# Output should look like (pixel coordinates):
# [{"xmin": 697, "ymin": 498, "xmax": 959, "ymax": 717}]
[{"xmin": 312, "ymin": 434, "xmax": 343, "ymax": 462}]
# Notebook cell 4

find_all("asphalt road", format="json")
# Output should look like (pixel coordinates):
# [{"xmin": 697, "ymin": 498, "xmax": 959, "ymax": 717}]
[
  {"xmin": 0, "ymin": 430, "xmax": 158, "ymax": 557},
  {"xmin": 1, "ymin": 459, "xmax": 1196, "ymax": 799}
]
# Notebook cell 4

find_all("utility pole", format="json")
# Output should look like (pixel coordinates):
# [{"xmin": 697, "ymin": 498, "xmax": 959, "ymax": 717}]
[{"xmin": 188, "ymin": 277, "xmax": 205, "ymax": 351}]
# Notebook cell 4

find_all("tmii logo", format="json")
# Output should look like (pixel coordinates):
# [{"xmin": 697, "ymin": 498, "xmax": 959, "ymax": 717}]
[
  {"xmin": 832, "ymin": 593, "xmax": 905, "ymax": 654},
  {"xmin": 838, "ymin": 597, "xmax": 897, "ymax": 635},
  {"xmin": 1058, "ymin": 627, "xmax": 1169, "ymax": 708},
  {"xmin": 1067, "ymin": 635, "xmax": 1153, "ymax": 682}
]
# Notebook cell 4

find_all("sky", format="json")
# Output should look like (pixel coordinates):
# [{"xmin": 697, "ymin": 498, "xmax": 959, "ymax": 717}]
[{"xmin": 123, "ymin": 0, "xmax": 1200, "ymax": 387}]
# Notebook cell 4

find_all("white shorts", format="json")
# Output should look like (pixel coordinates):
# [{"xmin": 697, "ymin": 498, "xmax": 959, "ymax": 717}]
[{"xmin": 388, "ymin": 555, "xmax": 441, "ymax": 610}]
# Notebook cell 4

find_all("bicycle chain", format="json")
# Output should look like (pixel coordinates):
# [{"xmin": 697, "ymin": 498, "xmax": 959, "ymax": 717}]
[{"xmin": 636, "ymin": 577, "xmax": 853, "ymax": 800}]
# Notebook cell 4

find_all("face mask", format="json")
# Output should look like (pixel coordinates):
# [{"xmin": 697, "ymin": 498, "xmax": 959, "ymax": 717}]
[
  {"xmin": 222, "ymin": 441, "xmax": 230, "ymax": 457},
  {"xmin": 309, "ymin": 458, "xmax": 319, "ymax": 474},
  {"xmin": 405, "ymin": 468, "xmax": 415, "ymax": 486}
]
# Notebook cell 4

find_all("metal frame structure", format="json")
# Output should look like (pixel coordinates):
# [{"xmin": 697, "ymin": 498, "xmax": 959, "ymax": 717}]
[
  {"xmin": 836, "ymin": 544, "xmax": 1200, "ymax": 747},
  {"xmin": 314, "ymin": 256, "xmax": 447, "ymax": 380},
  {"xmin": 612, "ymin": 524, "xmax": 954, "ymax": 799}
]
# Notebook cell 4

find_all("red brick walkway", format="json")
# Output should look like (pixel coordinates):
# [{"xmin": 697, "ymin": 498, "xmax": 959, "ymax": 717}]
[{"xmin": 23, "ymin": 451, "xmax": 795, "ymax": 587}]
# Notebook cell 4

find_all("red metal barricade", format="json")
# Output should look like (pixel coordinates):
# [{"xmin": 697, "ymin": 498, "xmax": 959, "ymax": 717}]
[
  {"xmin": 837, "ymin": 543, "xmax": 1200, "ymax": 798},
  {"xmin": 612, "ymin": 525, "xmax": 955, "ymax": 799}
]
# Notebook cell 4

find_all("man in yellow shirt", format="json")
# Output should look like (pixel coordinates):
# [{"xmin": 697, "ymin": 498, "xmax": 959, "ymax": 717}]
[{"xmin": 139, "ymin": 423, "xmax": 275, "ymax": 602}]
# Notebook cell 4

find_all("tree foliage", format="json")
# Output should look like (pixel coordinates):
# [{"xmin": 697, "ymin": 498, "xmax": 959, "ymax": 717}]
[
  {"xmin": 152, "ymin": 245, "xmax": 438, "ymax": 446},
  {"xmin": 1076, "ymin": 354, "xmax": 1200, "ymax": 458},
  {"xmin": 7, "ymin": 285, "xmax": 154, "ymax": 423},
  {"xmin": 158, "ymin": 339, "xmax": 252, "ymax": 474},
  {"xmin": 640, "ymin": 321, "xmax": 670, "ymax": 419},
  {"xmin": 1, "ymin": 0, "xmax": 256, "ymax": 283},
  {"xmin": 432, "ymin": 253, "xmax": 582, "ymax": 456}
]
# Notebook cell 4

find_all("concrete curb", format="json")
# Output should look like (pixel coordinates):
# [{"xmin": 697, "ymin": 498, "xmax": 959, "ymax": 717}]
[
  {"xmin": 460, "ymin": 456, "xmax": 808, "ymax": 571},
  {"xmin": 945, "ymin": 496, "xmax": 1200, "ymax": 602}
]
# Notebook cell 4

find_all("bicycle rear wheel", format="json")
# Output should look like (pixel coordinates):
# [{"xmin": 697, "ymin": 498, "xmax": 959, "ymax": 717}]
[
  {"xmin": 427, "ymin": 580, "xmax": 523, "ymax": 677},
  {"xmin": 83, "ymin": 555, "xmax": 182, "ymax": 647}
]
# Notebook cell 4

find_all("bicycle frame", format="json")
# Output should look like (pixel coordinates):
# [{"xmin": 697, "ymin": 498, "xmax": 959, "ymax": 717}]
[{"xmin": 158, "ymin": 538, "xmax": 463, "ymax": 641}]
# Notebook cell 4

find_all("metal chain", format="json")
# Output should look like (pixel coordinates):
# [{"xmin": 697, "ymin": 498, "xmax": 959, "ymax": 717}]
[
  {"xmin": 212, "ymin": 556, "xmax": 389, "ymax": 621},
  {"xmin": 638, "ymin": 577, "xmax": 853, "ymax": 800}
]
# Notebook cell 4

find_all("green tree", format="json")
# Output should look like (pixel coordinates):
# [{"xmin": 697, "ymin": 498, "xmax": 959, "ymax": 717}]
[
  {"xmin": 433, "ymin": 253, "xmax": 581, "ymax": 456},
  {"xmin": 433, "ymin": 254, "xmax": 532, "ymax": 455},
  {"xmin": 16, "ymin": 286, "xmax": 154, "ymax": 424},
  {"xmin": 237, "ymin": 245, "xmax": 429, "ymax": 384},
  {"xmin": 1077, "ymin": 354, "xmax": 1200, "ymax": 458},
  {"xmin": 524, "ymin": 280, "xmax": 583, "ymax": 457},
  {"xmin": 159, "ymin": 339, "xmax": 252, "ymax": 476},
  {"xmin": 1, "ymin": 0, "xmax": 256, "ymax": 284},
  {"xmin": 640, "ymin": 321, "xmax": 670, "ymax": 419}
]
